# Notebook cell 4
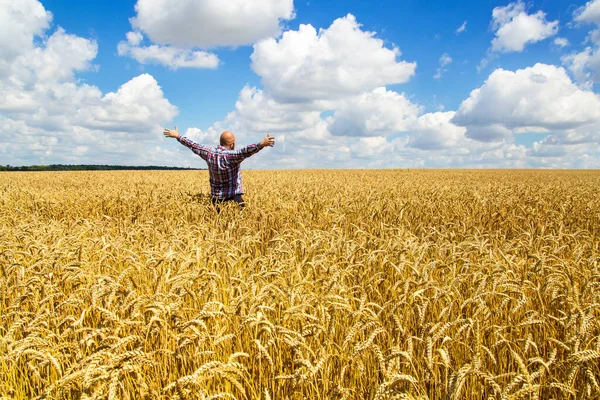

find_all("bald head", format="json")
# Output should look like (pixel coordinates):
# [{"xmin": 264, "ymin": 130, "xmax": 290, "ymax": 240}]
[{"xmin": 220, "ymin": 131, "xmax": 236, "ymax": 149}]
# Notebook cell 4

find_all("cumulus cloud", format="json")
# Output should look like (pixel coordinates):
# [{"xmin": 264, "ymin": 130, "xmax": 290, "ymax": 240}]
[
  {"xmin": 191, "ymin": 31, "xmax": 600, "ymax": 169},
  {"xmin": 453, "ymin": 64, "xmax": 600, "ymax": 142},
  {"xmin": 222, "ymin": 94, "xmax": 338, "ymax": 169},
  {"xmin": 407, "ymin": 112, "xmax": 467, "ymax": 150},
  {"xmin": 574, "ymin": 0, "xmax": 600, "ymax": 25},
  {"xmin": 386, "ymin": 133, "xmax": 530, "ymax": 169},
  {"xmin": 590, "ymin": 29, "xmax": 600, "ymax": 45},
  {"xmin": 349, "ymin": 137, "xmax": 393, "ymax": 158},
  {"xmin": 119, "ymin": 0, "xmax": 294, "ymax": 68},
  {"xmin": 161, "ymin": 14, "xmax": 421, "ymax": 168},
  {"xmin": 490, "ymin": 1, "xmax": 558, "ymax": 53},
  {"xmin": 130, "ymin": 0, "xmax": 295, "ymax": 48},
  {"xmin": 187, "ymin": 86, "xmax": 379, "ymax": 168},
  {"xmin": 118, "ymin": 32, "xmax": 219, "ymax": 70},
  {"xmin": 327, "ymin": 88, "xmax": 421, "ymax": 137},
  {"xmin": 0, "ymin": 0, "xmax": 178, "ymax": 166},
  {"xmin": 201, "ymin": 88, "xmax": 518, "ymax": 169},
  {"xmin": 562, "ymin": 2, "xmax": 600, "ymax": 88},
  {"xmin": 251, "ymin": 14, "xmax": 416, "ymax": 102},
  {"xmin": 529, "ymin": 136, "xmax": 567, "ymax": 157},
  {"xmin": 456, "ymin": 21, "xmax": 467, "ymax": 34},
  {"xmin": 191, "ymin": 72, "xmax": 600, "ymax": 168},
  {"xmin": 228, "ymin": 86, "xmax": 322, "ymax": 134},
  {"xmin": 180, "ymin": 127, "xmax": 221, "ymax": 145},
  {"xmin": 20, "ymin": 28, "xmax": 98, "ymax": 82},
  {"xmin": 0, "ymin": 0, "xmax": 52, "ymax": 59},
  {"xmin": 126, "ymin": 31, "xmax": 143, "ymax": 46},
  {"xmin": 188, "ymin": 86, "xmax": 336, "ymax": 169},
  {"xmin": 147, "ymin": 12, "xmax": 547, "ymax": 169},
  {"xmin": 73, "ymin": 74, "xmax": 178, "ymax": 134},
  {"xmin": 465, "ymin": 124, "xmax": 513, "ymax": 143},
  {"xmin": 6, "ymin": 2, "xmax": 599, "ymax": 169},
  {"xmin": 449, "ymin": 62, "xmax": 600, "ymax": 167},
  {"xmin": 526, "ymin": 134, "xmax": 600, "ymax": 168},
  {"xmin": 562, "ymin": 47, "xmax": 600, "ymax": 88},
  {"xmin": 554, "ymin": 37, "xmax": 570, "ymax": 47},
  {"xmin": 434, "ymin": 53, "xmax": 453, "ymax": 79},
  {"xmin": 109, "ymin": 7, "xmax": 600, "ymax": 168}
]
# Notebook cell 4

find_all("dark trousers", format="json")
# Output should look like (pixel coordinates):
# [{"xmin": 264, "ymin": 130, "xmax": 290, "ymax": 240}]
[{"xmin": 211, "ymin": 194, "xmax": 245, "ymax": 211}]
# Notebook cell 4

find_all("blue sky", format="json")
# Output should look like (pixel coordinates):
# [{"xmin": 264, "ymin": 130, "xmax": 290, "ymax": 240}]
[{"xmin": 1, "ymin": 0, "xmax": 600, "ymax": 168}]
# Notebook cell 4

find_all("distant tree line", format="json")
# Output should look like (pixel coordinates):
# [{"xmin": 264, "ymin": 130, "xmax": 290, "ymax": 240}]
[{"xmin": 1, "ymin": 165, "xmax": 204, "ymax": 171}]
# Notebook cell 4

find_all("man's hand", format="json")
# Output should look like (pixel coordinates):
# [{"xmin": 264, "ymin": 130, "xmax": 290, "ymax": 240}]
[
  {"xmin": 163, "ymin": 126, "xmax": 179, "ymax": 139},
  {"xmin": 260, "ymin": 134, "xmax": 275, "ymax": 148}
]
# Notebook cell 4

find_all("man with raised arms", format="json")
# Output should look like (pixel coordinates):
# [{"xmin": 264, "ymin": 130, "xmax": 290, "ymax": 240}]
[{"xmin": 163, "ymin": 126, "xmax": 275, "ymax": 208}]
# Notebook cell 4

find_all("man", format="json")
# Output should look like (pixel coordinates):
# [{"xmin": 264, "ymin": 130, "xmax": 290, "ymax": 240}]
[{"xmin": 163, "ymin": 126, "xmax": 275, "ymax": 208}]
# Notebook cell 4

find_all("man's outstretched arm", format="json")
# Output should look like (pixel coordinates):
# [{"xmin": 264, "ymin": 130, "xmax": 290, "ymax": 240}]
[
  {"xmin": 228, "ymin": 134, "xmax": 276, "ymax": 164},
  {"xmin": 163, "ymin": 126, "xmax": 211, "ymax": 161}
]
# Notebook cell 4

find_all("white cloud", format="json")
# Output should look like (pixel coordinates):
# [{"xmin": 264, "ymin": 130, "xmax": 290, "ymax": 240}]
[
  {"xmin": 73, "ymin": 74, "xmax": 178, "ymax": 134},
  {"xmin": 203, "ymin": 86, "xmax": 531, "ymax": 169},
  {"xmin": 22, "ymin": 28, "xmax": 98, "ymax": 82},
  {"xmin": 73, "ymin": 145, "xmax": 88, "ymax": 156},
  {"xmin": 407, "ymin": 112, "xmax": 467, "ymax": 150},
  {"xmin": 527, "ymin": 135, "xmax": 600, "ymax": 168},
  {"xmin": 228, "ymin": 86, "xmax": 322, "ymax": 134},
  {"xmin": 386, "ymin": 133, "xmax": 530, "ymax": 169},
  {"xmin": 590, "ymin": 29, "xmax": 600, "ymax": 45},
  {"xmin": 328, "ymin": 88, "xmax": 422, "ymax": 137},
  {"xmin": 349, "ymin": 136, "xmax": 392, "ymax": 158},
  {"xmin": 0, "ymin": 0, "xmax": 52, "ymax": 59},
  {"xmin": 465, "ymin": 124, "xmax": 513, "ymax": 142},
  {"xmin": 562, "ymin": 47, "xmax": 600, "ymax": 88},
  {"xmin": 130, "ymin": 0, "xmax": 295, "ymax": 49},
  {"xmin": 0, "ymin": 28, "xmax": 100, "ymax": 120},
  {"xmin": 562, "ymin": 24, "xmax": 600, "ymax": 88},
  {"xmin": 181, "ymin": 127, "xmax": 220, "ymax": 144},
  {"xmin": 192, "ymin": 86, "xmax": 338, "ymax": 169},
  {"xmin": 439, "ymin": 53, "xmax": 453, "ymax": 67},
  {"xmin": 448, "ymin": 61, "xmax": 600, "ymax": 167},
  {"xmin": 490, "ymin": 1, "xmax": 558, "ymax": 53},
  {"xmin": 434, "ymin": 53, "xmax": 453, "ymax": 79},
  {"xmin": 186, "ymin": 85, "xmax": 600, "ymax": 169},
  {"xmin": 0, "ymin": 0, "xmax": 179, "ymax": 166},
  {"xmin": 453, "ymin": 63, "xmax": 600, "ymax": 143},
  {"xmin": 561, "ymin": 0, "xmax": 600, "ymax": 89},
  {"xmin": 250, "ymin": 14, "xmax": 416, "ymax": 102},
  {"xmin": 200, "ymin": 85, "xmax": 423, "ymax": 168},
  {"xmin": 119, "ymin": 0, "xmax": 294, "ymax": 68},
  {"xmin": 138, "ymin": 9, "xmax": 597, "ymax": 169},
  {"xmin": 530, "ymin": 136, "xmax": 567, "ymax": 157},
  {"xmin": 159, "ymin": 14, "xmax": 422, "ymax": 167},
  {"xmin": 574, "ymin": 0, "xmax": 600, "ymax": 25},
  {"xmin": 188, "ymin": 52, "xmax": 600, "ymax": 169},
  {"xmin": 126, "ymin": 31, "xmax": 143, "ymax": 46},
  {"xmin": 118, "ymin": 32, "xmax": 219, "ymax": 70},
  {"xmin": 186, "ymin": 86, "xmax": 419, "ymax": 168},
  {"xmin": 554, "ymin": 37, "xmax": 570, "ymax": 47},
  {"xmin": 456, "ymin": 21, "xmax": 467, "ymax": 34}
]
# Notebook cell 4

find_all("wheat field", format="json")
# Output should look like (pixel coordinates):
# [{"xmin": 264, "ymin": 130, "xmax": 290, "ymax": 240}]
[{"xmin": 0, "ymin": 170, "xmax": 599, "ymax": 399}]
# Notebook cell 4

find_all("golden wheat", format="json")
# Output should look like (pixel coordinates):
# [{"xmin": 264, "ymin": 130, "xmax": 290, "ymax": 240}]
[{"xmin": 0, "ymin": 169, "xmax": 599, "ymax": 399}]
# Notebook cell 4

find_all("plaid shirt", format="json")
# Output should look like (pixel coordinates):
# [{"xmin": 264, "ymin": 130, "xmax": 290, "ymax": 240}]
[{"xmin": 177, "ymin": 135, "xmax": 263, "ymax": 199}]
